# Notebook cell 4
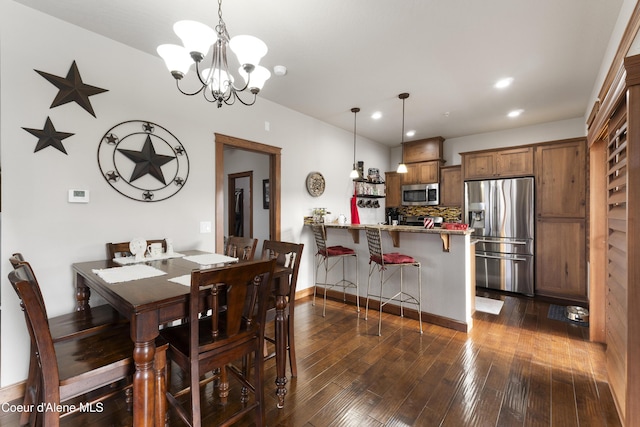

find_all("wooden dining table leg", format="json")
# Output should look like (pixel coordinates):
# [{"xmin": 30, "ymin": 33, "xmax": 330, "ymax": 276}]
[
  {"xmin": 275, "ymin": 291, "xmax": 288, "ymax": 408},
  {"xmin": 132, "ymin": 313, "xmax": 159, "ymax": 427},
  {"xmin": 74, "ymin": 273, "xmax": 91, "ymax": 311}
]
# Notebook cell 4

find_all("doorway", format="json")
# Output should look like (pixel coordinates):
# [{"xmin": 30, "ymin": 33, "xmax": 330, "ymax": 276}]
[
  {"xmin": 228, "ymin": 171, "xmax": 253, "ymax": 238},
  {"xmin": 215, "ymin": 133, "xmax": 281, "ymax": 252}
]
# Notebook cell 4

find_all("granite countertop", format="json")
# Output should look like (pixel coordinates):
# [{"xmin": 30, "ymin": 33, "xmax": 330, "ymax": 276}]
[{"xmin": 319, "ymin": 223, "xmax": 474, "ymax": 235}]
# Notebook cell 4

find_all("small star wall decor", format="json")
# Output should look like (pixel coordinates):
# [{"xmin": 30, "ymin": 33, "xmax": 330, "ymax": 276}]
[
  {"xmin": 22, "ymin": 116, "xmax": 74, "ymax": 154},
  {"xmin": 35, "ymin": 60, "xmax": 108, "ymax": 117}
]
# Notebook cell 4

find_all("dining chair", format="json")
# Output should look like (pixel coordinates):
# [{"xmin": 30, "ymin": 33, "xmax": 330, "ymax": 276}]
[
  {"xmin": 260, "ymin": 240, "xmax": 304, "ymax": 377},
  {"xmin": 224, "ymin": 236, "xmax": 258, "ymax": 260},
  {"xmin": 160, "ymin": 259, "xmax": 276, "ymax": 427},
  {"xmin": 8, "ymin": 263, "xmax": 169, "ymax": 427},
  {"xmin": 364, "ymin": 226, "xmax": 423, "ymax": 336},
  {"xmin": 9, "ymin": 254, "xmax": 131, "ymax": 426},
  {"xmin": 311, "ymin": 224, "xmax": 359, "ymax": 317},
  {"xmin": 106, "ymin": 238, "xmax": 167, "ymax": 259}
]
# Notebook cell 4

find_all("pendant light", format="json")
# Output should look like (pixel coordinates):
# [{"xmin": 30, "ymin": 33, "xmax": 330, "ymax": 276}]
[
  {"xmin": 350, "ymin": 107, "xmax": 361, "ymax": 179},
  {"xmin": 396, "ymin": 93, "xmax": 409, "ymax": 173}
]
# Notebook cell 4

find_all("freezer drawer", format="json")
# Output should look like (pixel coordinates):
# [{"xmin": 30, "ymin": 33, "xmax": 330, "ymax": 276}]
[
  {"xmin": 474, "ymin": 237, "xmax": 534, "ymax": 256},
  {"xmin": 475, "ymin": 251, "xmax": 534, "ymax": 296}
]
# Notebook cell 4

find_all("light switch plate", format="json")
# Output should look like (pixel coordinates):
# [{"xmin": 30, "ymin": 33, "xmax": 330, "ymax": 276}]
[{"xmin": 199, "ymin": 221, "xmax": 212, "ymax": 233}]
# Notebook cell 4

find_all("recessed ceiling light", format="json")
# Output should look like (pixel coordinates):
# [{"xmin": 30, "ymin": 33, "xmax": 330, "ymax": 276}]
[
  {"xmin": 371, "ymin": 111, "xmax": 382, "ymax": 120},
  {"xmin": 406, "ymin": 130, "xmax": 416, "ymax": 137},
  {"xmin": 507, "ymin": 109, "xmax": 524, "ymax": 118},
  {"xmin": 495, "ymin": 77, "xmax": 514, "ymax": 89}
]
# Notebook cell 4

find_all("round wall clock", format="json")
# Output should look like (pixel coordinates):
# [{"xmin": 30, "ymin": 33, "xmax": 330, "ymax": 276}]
[
  {"xmin": 306, "ymin": 171, "xmax": 325, "ymax": 197},
  {"xmin": 97, "ymin": 120, "xmax": 189, "ymax": 202}
]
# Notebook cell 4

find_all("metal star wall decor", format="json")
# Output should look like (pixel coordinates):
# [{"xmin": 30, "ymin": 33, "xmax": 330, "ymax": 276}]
[
  {"xmin": 36, "ymin": 60, "xmax": 108, "ymax": 117},
  {"xmin": 97, "ymin": 120, "xmax": 189, "ymax": 202},
  {"xmin": 22, "ymin": 116, "xmax": 74, "ymax": 154},
  {"xmin": 117, "ymin": 135, "xmax": 176, "ymax": 185}
]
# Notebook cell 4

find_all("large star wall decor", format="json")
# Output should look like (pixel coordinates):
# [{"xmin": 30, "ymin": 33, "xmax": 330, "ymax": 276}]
[
  {"xmin": 97, "ymin": 120, "xmax": 189, "ymax": 202},
  {"xmin": 36, "ymin": 60, "xmax": 108, "ymax": 117},
  {"xmin": 22, "ymin": 116, "xmax": 74, "ymax": 154},
  {"xmin": 117, "ymin": 135, "xmax": 176, "ymax": 185}
]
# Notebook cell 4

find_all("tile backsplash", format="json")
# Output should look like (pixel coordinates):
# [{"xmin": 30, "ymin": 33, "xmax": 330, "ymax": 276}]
[{"xmin": 399, "ymin": 206, "xmax": 462, "ymax": 222}]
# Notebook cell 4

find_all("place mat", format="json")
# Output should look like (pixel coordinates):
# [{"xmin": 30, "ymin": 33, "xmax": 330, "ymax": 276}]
[
  {"xmin": 475, "ymin": 296, "xmax": 504, "ymax": 315},
  {"xmin": 92, "ymin": 264, "xmax": 167, "ymax": 284},
  {"xmin": 183, "ymin": 253, "xmax": 238, "ymax": 266},
  {"xmin": 548, "ymin": 304, "xmax": 589, "ymax": 327},
  {"xmin": 113, "ymin": 252, "xmax": 185, "ymax": 265},
  {"xmin": 168, "ymin": 274, "xmax": 191, "ymax": 287}
]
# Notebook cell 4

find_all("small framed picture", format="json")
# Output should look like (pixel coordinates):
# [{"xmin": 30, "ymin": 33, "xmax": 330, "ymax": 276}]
[{"xmin": 263, "ymin": 179, "xmax": 270, "ymax": 209}]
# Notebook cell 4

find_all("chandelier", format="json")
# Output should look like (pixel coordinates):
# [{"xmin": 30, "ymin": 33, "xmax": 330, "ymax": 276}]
[{"xmin": 157, "ymin": 0, "xmax": 270, "ymax": 108}]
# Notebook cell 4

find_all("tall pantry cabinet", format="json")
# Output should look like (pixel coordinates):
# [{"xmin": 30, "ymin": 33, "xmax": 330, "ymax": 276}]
[{"xmin": 534, "ymin": 138, "xmax": 587, "ymax": 301}]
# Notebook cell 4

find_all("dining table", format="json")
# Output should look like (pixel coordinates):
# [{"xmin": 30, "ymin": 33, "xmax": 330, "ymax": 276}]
[{"xmin": 72, "ymin": 249, "xmax": 292, "ymax": 427}]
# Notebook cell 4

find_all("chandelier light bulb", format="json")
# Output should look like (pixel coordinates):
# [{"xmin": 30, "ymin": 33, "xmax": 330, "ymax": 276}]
[
  {"xmin": 157, "ymin": 44, "xmax": 193, "ymax": 79},
  {"xmin": 239, "ymin": 65, "xmax": 271, "ymax": 92},
  {"xmin": 229, "ymin": 35, "xmax": 268, "ymax": 67},
  {"xmin": 173, "ymin": 20, "xmax": 217, "ymax": 61}
]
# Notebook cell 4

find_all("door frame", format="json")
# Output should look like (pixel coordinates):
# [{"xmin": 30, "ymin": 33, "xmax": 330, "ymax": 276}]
[{"xmin": 215, "ymin": 133, "xmax": 281, "ymax": 252}]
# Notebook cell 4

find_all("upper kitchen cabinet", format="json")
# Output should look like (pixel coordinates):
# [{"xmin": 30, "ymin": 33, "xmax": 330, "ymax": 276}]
[
  {"xmin": 401, "ymin": 160, "xmax": 442, "ymax": 185},
  {"xmin": 440, "ymin": 165, "xmax": 462, "ymax": 206},
  {"xmin": 535, "ymin": 138, "xmax": 587, "ymax": 218},
  {"xmin": 402, "ymin": 137, "xmax": 444, "ymax": 163},
  {"xmin": 385, "ymin": 171, "xmax": 401, "ymax": 207},
  {"xmin": 462, "ymin": 146, "xmax": 534, "ymax": 180}
]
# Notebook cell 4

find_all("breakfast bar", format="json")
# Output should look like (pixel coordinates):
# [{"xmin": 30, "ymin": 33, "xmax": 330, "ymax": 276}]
[{"xmin": 310, "ymin": 224, "xmax": 476, "ymax": 332}]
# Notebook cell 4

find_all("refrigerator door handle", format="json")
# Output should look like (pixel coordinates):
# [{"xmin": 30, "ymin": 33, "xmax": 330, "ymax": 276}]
[
  {"xmin": 476, "ymin": 238, "xmax": 528, "ymax": 245},
  {"xmin": 476, "ymin": 253, "xmax": 529, "ymax": 262}
]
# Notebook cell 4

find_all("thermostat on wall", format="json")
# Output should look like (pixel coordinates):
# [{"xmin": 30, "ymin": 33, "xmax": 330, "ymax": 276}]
[{"xmin": 68, "ymin": 189, "xmax": 90, "ymax": 203}]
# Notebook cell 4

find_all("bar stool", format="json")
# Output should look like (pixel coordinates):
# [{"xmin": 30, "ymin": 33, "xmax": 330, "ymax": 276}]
[
  {"xmin": 312, "ymin": 224, "xmax": 359, "ymax": 316},
  {"xmin": 364, "ymin": 226, "xmax": 422, "ymax": 336}
]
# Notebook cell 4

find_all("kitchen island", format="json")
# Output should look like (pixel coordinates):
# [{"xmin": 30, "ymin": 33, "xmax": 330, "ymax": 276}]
[{"xmin": 308, "ymin": 223, "xmax": 476, "ymax": 332}]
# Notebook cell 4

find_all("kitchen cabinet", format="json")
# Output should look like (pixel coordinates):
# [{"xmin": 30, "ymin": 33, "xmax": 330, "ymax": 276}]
[
  {"xmin": 462, "ymin": 146, "xmax": 533, "ymax": 180},
  {"xmin": 385, "ymin": 172, "xmax": 401, "ymax": 207},
  {"xmin": 535, "ymin": 139, "xmax": 586, "ymax": 218},
  {"xmin": 535, "ymin": 219, "xmax": 587, "ymax": 300},
  {"xmin": 401, "ymin": 160, "xmax": 441, "ymax": 185},
  {"xmin": 534, "ymin": 137, "xmax": 588, "ymax": 301},
  {"xmin": 440, "ymin": 165, "xmax": 462, "ymax": 206},
  {"xmin": 402, "ymin": 136, "xmax": 444, "ymax": 163}
]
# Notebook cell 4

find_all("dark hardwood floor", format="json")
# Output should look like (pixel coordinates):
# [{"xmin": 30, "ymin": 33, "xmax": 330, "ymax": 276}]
[{"xmin": 0, "ymin": 291, "xmax": 621, "ymax": 426}]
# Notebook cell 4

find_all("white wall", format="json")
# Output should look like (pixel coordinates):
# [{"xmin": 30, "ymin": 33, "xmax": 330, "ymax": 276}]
[{"xmin": 0, "ymin": 0, "xmax": 388, "ymax": 386}]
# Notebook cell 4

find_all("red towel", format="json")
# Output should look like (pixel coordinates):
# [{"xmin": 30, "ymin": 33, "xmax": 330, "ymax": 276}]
[{"xmin": 350, "ymin": 195, "xmax": 360, "ymax": 225}]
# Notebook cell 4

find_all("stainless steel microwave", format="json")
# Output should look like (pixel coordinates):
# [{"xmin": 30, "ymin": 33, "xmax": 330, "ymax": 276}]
[{"xmin": 401, "ymin": 183, "xmax": 439, "ymax": 206}]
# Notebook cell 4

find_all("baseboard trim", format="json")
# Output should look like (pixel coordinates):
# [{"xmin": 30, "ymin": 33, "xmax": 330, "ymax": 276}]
[
  {"xmin": 314, "ymin": 287, "xmax": 469, "ymax": 332},
  {"xmin": 0, "ymin": 380, "xmax": 25, "ymax": 404}
]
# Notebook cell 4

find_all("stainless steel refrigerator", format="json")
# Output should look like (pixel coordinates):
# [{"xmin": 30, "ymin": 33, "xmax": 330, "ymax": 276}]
[{"xmin": 464, "ymin": 177, "xmax": 534, "ymax": 296}]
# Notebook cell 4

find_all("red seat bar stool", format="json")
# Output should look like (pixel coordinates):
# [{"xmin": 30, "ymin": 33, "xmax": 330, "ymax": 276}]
[
  {"xmin": 311, "ymin": 224, "xmax": 360, "ymax": 316},
  {"xmin": 364, "ymin": 226, "xmax": 423, "ymax": 336}
]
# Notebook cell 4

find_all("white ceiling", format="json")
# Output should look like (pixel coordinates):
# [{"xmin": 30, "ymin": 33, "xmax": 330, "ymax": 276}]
[{"xmin": 13, "ymin": 0, "xmax": 623, "ymax": 146}]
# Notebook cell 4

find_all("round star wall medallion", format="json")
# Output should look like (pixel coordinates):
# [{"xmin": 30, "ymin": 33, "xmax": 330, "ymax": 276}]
[{"xmin": 97, "ymin": 120, "xmax": 189, "ymax": 202}]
